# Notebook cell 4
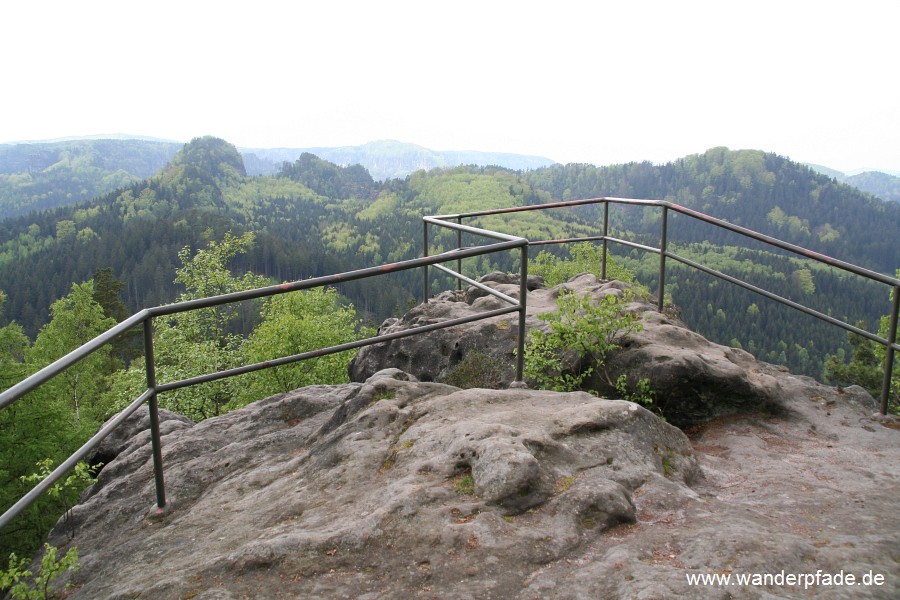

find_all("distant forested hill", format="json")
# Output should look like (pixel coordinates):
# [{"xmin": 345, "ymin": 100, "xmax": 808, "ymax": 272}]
[
  {"xmin": 806, "ymin": 163, "xmax": 900, "ymax": 203},
  {"xmin": 0, "ymin": 139, "xmax": 182, "ymax": 218},
  {"xmin": 241, "ymin": 139, "xmax": 556, "ymax": 179},
  {"xmin": 0, "ymin": 138, "xmax": 554, "ymax": 218},
  {"xmin": 844, "ymin": 171, "xmax": 900, "ymax": 203},
  {"xmin": 525, "ymin": 148, "xmax": 899, "ymax": 272},
  {"xmin": 0, "ymin": 139, "xmax": 896, "ymax": 384},
  {"xmin": 0, "ymin": 138, "xmax": 573, "ymax": 338},
  {"xmin": 521, "ymin": 149, "xmax": 900, "ymax": 376}
]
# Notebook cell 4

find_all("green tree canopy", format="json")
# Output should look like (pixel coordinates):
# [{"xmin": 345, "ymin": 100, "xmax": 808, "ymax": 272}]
[{"xmin": 236, "ymin": 287, "xmax": 373, "ymax": 406}]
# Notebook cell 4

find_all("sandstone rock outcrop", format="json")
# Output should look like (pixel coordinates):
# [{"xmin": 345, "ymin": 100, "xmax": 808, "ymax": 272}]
[
  {"xmin": 351, "ymin": 273, "xmax": 784, "ymax": 427},
  {"xmin": 50, "ymin": 369, "xmax": 696, "ymax": 598},
  {"xmin": 44, "ymin": 367, "xmax": 899, "ymax": 599}
]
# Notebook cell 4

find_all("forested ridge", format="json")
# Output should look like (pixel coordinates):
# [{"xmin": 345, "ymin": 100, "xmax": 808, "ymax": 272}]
[
  {"xmin": 0, "ymin": 139, "xmax": 182, "ymax": 219},
  {"xmin": 520, "ymin": 149, "xmax": 900, "ymax": 377},
  {"xmin": 806, "ymin": 163, "xmax": 900, "ymax": 203},
  {"xmin": 1, "ymin": 139, "xmax": 897, "ymax": 378},
  {"xmin": 2, "ymin": 136, "xmax": 898, "ymax": 568},
  {"xmin": 0, "ymin": 138, "xmax": 556, "ymax": 220},
  {"xmin": 5, "ymin": 138, "xmax": 895, "ymax": 225}
]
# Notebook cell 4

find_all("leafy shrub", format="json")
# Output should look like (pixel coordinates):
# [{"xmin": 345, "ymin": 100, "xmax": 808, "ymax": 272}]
[
  {"xmin": 615, "ymin": 374, "xmax": 656, "ymax": 407},
  {"xmin": 0, "ymin": 544, "xmax": 79, "ymax": 600},
  {"xmin": 522, "ymin": 289, "xmax": 643, "ymax": 392},
  {"xmin": 236, "ymin": 287, "xmax": 374, "ymax": 408},
  {"xmin": 19, "ymin": 460, "xmax": 100, "ymax": 542}
]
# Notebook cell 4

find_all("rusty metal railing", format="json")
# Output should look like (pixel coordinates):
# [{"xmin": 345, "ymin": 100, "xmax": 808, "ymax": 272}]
[
  {"xmin": 2, "ymin": 196, "xmax": 896, "ymax": 536},
  {"xmin": 0, "ymin": 227, "xmax": 528, "ymax": 531},
  {"xmin": 432, "ymin": 197, "xmax": 900, "ymax": 415}
]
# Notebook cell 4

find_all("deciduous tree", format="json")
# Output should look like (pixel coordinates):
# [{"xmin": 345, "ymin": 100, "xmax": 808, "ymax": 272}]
[{"xmin": 236, "ymin": 287, "xmax": 373, "ymax": 407}]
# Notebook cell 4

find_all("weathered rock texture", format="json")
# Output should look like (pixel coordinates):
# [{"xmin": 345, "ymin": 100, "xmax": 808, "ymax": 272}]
[
  {"xmin": 33, "ymin": 276, "xmax": 899, "ymax": 599},
  {"xmin": 46, "ymin": 368, "xmax": 899, "ymax": 599},
  {"xmin": 351, "ymin": 273, "xmax": 784, "ymax": 427},
  {"xmin": 52, "ymin": 369, "xmax": 696, "ymax": 598}
]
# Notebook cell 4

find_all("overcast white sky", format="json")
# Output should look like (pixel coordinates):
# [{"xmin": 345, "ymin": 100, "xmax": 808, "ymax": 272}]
[{"xmin": 1, "ymin": 0, "xmax": 897, "ymax": 172}]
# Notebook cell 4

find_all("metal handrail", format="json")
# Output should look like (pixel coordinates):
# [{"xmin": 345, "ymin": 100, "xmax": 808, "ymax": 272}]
[
  {"xmin": 437, "ymin": 196, "xmax": 899, "ymax": 414},
  {"xmin": 2, "ymin": 195, "xmax": 896, "ymax": 534},
  {"xmin": 0, "ymin": 231, "xmax": 528, "ymax": 530}
]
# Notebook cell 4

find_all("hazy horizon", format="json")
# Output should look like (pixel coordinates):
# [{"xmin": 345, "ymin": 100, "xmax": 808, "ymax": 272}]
[
  {"xmin": 4, "ymin": 133, "xmax": 898, "ymax": 178},
  {"xmin": 2, "ymin": 1, "xmax": 898, "ymax": 174}
]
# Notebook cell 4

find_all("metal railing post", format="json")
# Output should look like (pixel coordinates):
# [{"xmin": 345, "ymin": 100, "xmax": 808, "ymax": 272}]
[
  {"xmin": 658, "ymin": 205, "xmax": 668, "ymax": 311},
  {"xmin": 516, "ymin": 243, "xmax": 528, "ymax": 382},
  {"xmin": 457, "ymin": 217, "xmax": 463, "ymax": 291},
  {"xmin": 881, "ymin": 285, "xmax": 900, "ymax": 415},
  {"xmin": 601, "ymin": 201, "xmax": 609, "ymax": 280},
  {"xmin": 143, "ymin": 318, "xmax": 167, "ymax": 511},
  {"xmin": 423, "ymin": 220, "xmax": 429, "ymax": 303}
]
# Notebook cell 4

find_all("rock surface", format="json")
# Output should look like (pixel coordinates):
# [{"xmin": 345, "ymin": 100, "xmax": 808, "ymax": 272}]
[
  {"xmin": 51, "ymin": 369, "xmax": 696, "ymax": 598},
  {"xmin": 351, "ymin": 273, "xmax": 784, "ymax": 427},
  {"xmin": 33, "ymin": 275, "xmax": 900, "ymax": 599},
  {"xmin": 43, "ymin": 367, "xmax": 899, "ymax": 599}
]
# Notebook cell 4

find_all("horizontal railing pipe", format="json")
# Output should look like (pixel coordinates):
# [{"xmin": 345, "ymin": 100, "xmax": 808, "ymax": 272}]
[
  {"xmin": 667, "ymin": 251, "xmax": 896, "ymax": 348},
  {"xmin": 431, "ymin": 264, "xmax": 520, "ymax": 306},
  {"xmin": 156, "ymin": 304, "xmax": 525, "ymax": 394},
  {"xmin": 450, "ymin": 196, "xmax": 900, "ymax": 288},
  {"xmin": 0, "ymin": 310, "xmax": 150, "ymax": 411},
  {"xmin": 444, "ymin": 195, "xmax": 898, "ymax": 412},
  {"xmin": 664, "ymin": 201, "xmax": 900, "ymax": 287},
  {"xmin": 605, "ymin": 236, "xmax": 663, "ymax": 256},
  {"xmin": 154, "ymin": 305, "xmax": 513, "ymax": 394},
  {"xmin": 528, "ymin": 235, "xmax": 607, "ymax": 247},
  {"xmin": 423, "ymin": 215, "xmax": 527, "ymax": 243},
  {"xmin": 1, "ymin": 245, "xmax": 526, "ymax": 413},
  {"xmin": 149, "ymin": 242, "xmax": 525, "ymax": 320},
  {"xmin": 436, "ymin": 196, "xmax": 661, "ymax": 221}
]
